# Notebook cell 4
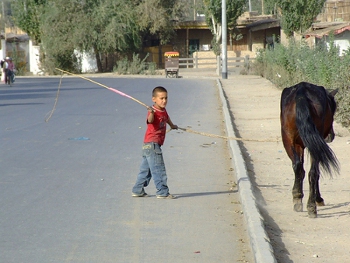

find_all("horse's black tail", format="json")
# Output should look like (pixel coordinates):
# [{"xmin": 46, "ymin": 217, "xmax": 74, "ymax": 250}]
[{"xmin": 295, "ymin": 87, "xmax": 339, "ymax": 176}]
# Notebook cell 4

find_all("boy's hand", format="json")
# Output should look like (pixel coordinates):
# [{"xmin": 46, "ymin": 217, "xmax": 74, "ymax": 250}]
[
  {"xmin": 147, "ymin": 106, "xmax": 154, "ymax": 113},
  {"xmin": 171, "ymin": 125, "xmax": 178, "ymax": 130}
]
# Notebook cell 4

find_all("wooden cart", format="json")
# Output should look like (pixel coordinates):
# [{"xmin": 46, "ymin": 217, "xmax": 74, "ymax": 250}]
[{"xmin": 164, "ymin": 51, "xmax": 179, "ymax": 78}]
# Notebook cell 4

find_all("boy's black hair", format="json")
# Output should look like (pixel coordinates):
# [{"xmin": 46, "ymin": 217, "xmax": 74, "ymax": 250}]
[{"xmin": 152, "ymin": 86, "xmax": 167, "ymax": 97}]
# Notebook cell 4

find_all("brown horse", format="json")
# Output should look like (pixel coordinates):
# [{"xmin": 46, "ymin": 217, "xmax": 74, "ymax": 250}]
[{"xmin": 280, "ymin": 82, "xmax": 339, "ymax": 218}]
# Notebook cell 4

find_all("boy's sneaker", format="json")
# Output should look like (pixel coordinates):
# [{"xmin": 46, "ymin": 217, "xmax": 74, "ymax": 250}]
[
  {"xmin": 156, "ymin": 194, "xmax": 176, "ymax": 199},
  {"xmin": 132, "ymin": 192, "xmax": 148, "ymax": 197}
]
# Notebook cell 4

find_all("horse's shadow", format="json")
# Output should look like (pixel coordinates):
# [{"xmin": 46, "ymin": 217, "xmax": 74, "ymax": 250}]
[
  {"xmin": 317, "ymin": 202, "xmax": 350, "ymax": 218},
  {"xmin": 225, "ymin": 95, "xmax": 293, "ymax": 263}
]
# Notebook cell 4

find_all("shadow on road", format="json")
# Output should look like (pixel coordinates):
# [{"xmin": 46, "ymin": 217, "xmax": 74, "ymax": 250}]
[{"xmin": 175, "ymin": 190, "xmax": 237, "ymax": 198}]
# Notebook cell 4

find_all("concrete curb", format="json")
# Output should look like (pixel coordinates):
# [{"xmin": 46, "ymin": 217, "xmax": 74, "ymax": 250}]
[{"xmin": 216, "ymin": 79, "xmax": 277, "ymax": 263}]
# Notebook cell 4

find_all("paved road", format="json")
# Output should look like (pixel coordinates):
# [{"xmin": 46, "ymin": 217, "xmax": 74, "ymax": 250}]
[{"xmin": 0, "ymin": 77, "xmax": 252, "ymax": 262}]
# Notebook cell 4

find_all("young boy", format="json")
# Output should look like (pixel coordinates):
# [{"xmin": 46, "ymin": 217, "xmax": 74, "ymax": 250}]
[{"xmin": 132, "ymin": 86, "xmax": 178, "ymax": 199}]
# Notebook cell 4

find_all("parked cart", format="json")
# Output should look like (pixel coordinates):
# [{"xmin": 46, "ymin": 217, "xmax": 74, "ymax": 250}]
[{"xmin": 164, "ymin": 51, "xmax": 179, "ymax": 78}]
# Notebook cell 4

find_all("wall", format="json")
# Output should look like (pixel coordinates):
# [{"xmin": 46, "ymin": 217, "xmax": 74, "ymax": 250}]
[
  {"xmin": 29, "ymin": 40, "xmax": 41, "ymax": 75},
  {"xmin": 317, "ymin": 0, "xmax": 350, "ymax": 22},
  {"xmin": 326, "ymin": 30, "xmax": 350, "ymax": 55},
  {"xmin": 250, "ymin": 27, "xmax": 280, "ymax": 52},
  {"xmin": 6, "ymin": 41, "xmax": 29, "ymax": 72},
  {"xmin": 74, "ymin": 50, "xmax": 98, "ymax": 73},
  {"xmin": 173, "ymin": 29, "xmax": 213, "ymax": 57},
  {"xmin": 0, "ymin": 39, "xmax": 6, "ymax": 60},
  {"xmin": 143, "ymin": 45, "xmax": 174, "ymax": 68}
]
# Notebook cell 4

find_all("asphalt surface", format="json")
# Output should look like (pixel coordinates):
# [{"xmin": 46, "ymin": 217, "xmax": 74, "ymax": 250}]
[{"xmin": 0, "ymin": 75, "xmax": 256, "ymax": 262}]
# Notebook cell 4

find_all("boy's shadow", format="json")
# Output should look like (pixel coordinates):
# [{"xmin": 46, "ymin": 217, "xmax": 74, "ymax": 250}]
[{"xmin": 176, "ymin": 190, "xmax": 238, "ymax": 198}]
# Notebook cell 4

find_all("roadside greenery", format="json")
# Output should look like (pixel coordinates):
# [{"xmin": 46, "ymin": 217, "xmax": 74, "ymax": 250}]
[
  {"xmin": 10, "ymin": 0, "xmax": 190, "ymax": 73},
  {"xmin": 113, "ymin": 53, "xmax": 158, "ymax": 75},
  {"xmin": 253, "ymin": 39, "xmax": 350, "ymax": 128},
  {"xmin": 274, "ymin": 0, "xmax": 326, "ymax": 37}
]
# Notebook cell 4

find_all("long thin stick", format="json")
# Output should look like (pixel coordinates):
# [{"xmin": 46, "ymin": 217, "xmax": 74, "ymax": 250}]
[
  {"xmin": 54, "ymin": 68, "xmax": 280, "ymax": 142},
  {"xmin": 45, "ymin": 72, "xmax": 63, "ymax": 122},
  {"xmin": 55, "ymin": 68, "xmax": 148, "ymax": 108}
]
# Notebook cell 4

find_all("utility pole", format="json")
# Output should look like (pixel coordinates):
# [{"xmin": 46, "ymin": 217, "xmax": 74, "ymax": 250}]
[
  {"xmin": 262, "ymin": 0, "xmax": 264, "ymax": 15},
  {"xmin": 2, "ymin": 1, "xmax": 6, "ymax": 55},
  {"xmin": 194, "ymin": 0, "xmax": 196, "ymax": 20},
  {"xmin": 221, "ymin": 0, "xmax": 227, "ymax": 79}
]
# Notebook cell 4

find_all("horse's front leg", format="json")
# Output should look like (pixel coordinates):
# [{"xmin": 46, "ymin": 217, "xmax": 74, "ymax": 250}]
[
  {"xmin": 307, "ymin": 161, "xmax": 321, "ymax": 218},
  {"xmin": 292, "ymin": 154, "xmax": 305, "ymax": 212}
]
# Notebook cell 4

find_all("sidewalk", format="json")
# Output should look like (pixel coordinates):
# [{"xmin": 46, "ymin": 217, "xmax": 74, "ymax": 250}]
[{"xmin": 181, "ymin": 68, "xmax": 277, "ymax": 263}]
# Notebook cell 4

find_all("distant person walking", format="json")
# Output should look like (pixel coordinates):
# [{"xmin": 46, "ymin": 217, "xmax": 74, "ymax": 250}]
[{"xmin": 6, "ymin": 57, "xmax": 15, "ymax": 84}]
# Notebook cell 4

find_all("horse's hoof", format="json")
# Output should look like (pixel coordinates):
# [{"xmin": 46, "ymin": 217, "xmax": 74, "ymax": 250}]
[
  {"xmin": 316, "ymin": 201, "xmax": 325, "ymax": 206},
  {"xmin": 308, "ymin": 212, "xmax": 317, "ymax": 218},
  {"xmin": 293, "ymin": 203, "xmax": 303, "ymax": 212},
  {"xmin": 307, "ymin": 205, "xmax": 317, "ymax": 218}
]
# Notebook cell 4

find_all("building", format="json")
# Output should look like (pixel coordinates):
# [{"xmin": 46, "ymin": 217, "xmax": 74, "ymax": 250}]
[
  {"xmin": 0, "ymin": 27, "xmax": 31, "ymax": 74},
  {"xmin": 144, "ymin": 11, "xmax": 281, "ymax": 68},
  {"xmin": 303, "ymin": 0, "xmax": 350, "ymax": 55}
]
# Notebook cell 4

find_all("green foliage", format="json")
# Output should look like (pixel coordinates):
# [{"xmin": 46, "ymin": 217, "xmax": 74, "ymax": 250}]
[
  {"xmin": 204, "ymin": 0, "xmax": 245, "ymax": 28},
  {"xmin": 135, "ymin": 0, "xmax": 190, "ymax": 45},
  {"xmin": 128, "ymin": 53, "xmax": 147, "ymax": 74},
  {"xmin": 39, "ymin": 0, "xmax": 142, "ymax": 73},
  {"xmin": 253, "ymin": 39, "xmax": 350, "ymax": 128},
  {"xmin": 11, "ymin": 0, "xmax": 46, "ymax": 44},
  {"xmin": 10, "ymin": 0, "xmax": 188, "ymax": 73},
  {"xmin": 204, "ymin": 0, "xmax": 246, "ymax": 55},
  {"xmin": 336, "ymin": 86, "xmax": 350, "ymax": 128},
  {"xmin": 261, "ymin": 0, "xmax": 277, "ymax": 15},
  {"xmin": 276, "ymin": 0, "xmax": 326, "ymax": 36},
  {"xmin": 114, "ymin": 53, "xmax": 158, "ymax": 75},
  {"xmin": 115, "ymin": 57, "xmax": 129, "ymax": 75},
  {"xmin": 40, "ymin": 49, "xmax": 79, "ymax": 75}
]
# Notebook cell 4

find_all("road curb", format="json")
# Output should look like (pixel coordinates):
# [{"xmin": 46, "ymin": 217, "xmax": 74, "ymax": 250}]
[{"xmin": 216, "ymin": 79, "xmax": 277, "ymax": 263}]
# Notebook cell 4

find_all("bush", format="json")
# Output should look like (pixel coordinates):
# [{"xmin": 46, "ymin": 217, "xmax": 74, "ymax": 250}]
[
  {"xmin": 40, "ymin": 49, "xmax": 79, "ymax": 75},
  {"xmin": 114, "ymin": 53, "xmax": 158, "ymax": 75},
  {"xmin": 115, "ymin": 57, "xmax": 129, "ymax": 75},
  {"xmin": 253, "ymin": 38, "xmax": 350, "ymax": 128}
]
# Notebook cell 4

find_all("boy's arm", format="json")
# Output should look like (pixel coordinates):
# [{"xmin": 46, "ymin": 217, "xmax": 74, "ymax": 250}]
[
  {"xmin": 147, "ymin": 107, "xmax": 154, "ymax": 123},
  {"xmin": 167, "ymin": 117, "xmax": 178, "ymax": 130}
]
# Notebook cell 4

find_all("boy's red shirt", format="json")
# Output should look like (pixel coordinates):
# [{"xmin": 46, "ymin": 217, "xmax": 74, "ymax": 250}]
[{"xmin": 143, "ymin": 107, "xmax": 169, "ymax": 145}]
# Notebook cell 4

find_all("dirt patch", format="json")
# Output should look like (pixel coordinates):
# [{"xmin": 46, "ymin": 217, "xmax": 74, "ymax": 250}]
[{"xmin": 222, "ymin": 76, "xmax": 350, "ymax": 263}]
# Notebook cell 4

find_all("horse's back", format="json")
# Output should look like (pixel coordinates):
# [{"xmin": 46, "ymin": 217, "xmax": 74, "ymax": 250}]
[
  {"xmin": 281, "ymin": 82, "xmax": 328, "ymax": 108},
  {"xmin": 281, "ymin": 82, "xmax": 332, "ymax": 126}
]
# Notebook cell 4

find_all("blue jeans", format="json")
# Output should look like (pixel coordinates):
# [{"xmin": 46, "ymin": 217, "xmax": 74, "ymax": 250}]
[{"xmin": 132, "ymin": 142, "xmax": 169, "ymax": 196}]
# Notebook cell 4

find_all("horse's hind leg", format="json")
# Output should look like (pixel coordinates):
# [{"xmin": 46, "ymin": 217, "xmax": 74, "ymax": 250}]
[
  {"xmin": 292, "ymin": 160, "xmax": 305, "ymax": 212},
  {"xmin": 316, "ymin": 184, "xmax": 325, "ymax": 207},
  {"xmin": 291, "ymin": 148, "xmax": 305, "ymax": 212},
  {"xmin": 307, "ymin": 162, "xmax": 321, "ymax": 218}
]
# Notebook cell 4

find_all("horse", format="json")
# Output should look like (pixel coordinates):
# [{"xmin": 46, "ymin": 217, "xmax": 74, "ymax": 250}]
[{"xmin": 280, "ymin": 82, "xmax": 339, "ymax": 218}]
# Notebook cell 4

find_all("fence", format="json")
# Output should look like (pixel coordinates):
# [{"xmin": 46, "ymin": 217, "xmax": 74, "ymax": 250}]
[{"xmin": 179, "ymin": 55, "xmax": 255, "ymax": 72}]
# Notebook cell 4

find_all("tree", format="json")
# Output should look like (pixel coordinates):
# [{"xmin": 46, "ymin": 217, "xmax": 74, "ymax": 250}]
[
  {"xmin": 134, "ymin": 0, "xmax": 190, "ymax": 45},
  {"xmin": 203, "ymin": 0, "xmax": 246, "ymax": 55},
  {"xmin": 11, "ymin": 0, "xmax": 191, "ymax": 73},
  {"xmin": 276, "ymin": 0, "xmax": 326, "ymax": 37},
  {"xmin": 11, "ymin": 0, "xmax": 46, "ymax": 44},
  {"xmin": 39, "ymin": 0, "xmax": 141, "ymax": 72}
]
